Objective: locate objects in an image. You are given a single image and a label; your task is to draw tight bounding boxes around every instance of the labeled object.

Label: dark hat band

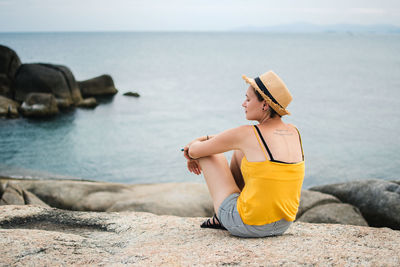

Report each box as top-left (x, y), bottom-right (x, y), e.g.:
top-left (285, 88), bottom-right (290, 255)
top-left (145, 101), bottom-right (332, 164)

top-left (254, 77), bottom-right (283, 108)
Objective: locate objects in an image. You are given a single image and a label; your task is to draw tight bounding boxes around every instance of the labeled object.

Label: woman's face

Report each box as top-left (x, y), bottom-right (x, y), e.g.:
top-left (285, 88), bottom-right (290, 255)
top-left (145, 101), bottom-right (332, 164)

top-left (242, 86), bottom-right (265, 121)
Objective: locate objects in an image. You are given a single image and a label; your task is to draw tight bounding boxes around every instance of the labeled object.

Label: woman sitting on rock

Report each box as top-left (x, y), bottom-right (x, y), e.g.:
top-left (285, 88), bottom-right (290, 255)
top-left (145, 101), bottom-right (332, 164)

top-left (183, 71), bottom-right (305, 238)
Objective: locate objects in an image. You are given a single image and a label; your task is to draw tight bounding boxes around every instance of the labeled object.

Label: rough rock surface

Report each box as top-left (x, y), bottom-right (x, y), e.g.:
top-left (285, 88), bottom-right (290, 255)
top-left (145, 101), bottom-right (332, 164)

top-left (19, 93), bottom-right (59, 117)
top-left (310, 179), bottom-right (400, 229)
top-left (78, 74), bottom-right (118, 97)
top-left (0, 95), bottom-right (20, 118)
top-left (0, 205), bottom-right (399, 266)
top-left (0, 179), bottom-right (214, 217)
top-left (297, 203), bottom-right (368, 226)
top-left (0, 45), bottom-right (21, 98)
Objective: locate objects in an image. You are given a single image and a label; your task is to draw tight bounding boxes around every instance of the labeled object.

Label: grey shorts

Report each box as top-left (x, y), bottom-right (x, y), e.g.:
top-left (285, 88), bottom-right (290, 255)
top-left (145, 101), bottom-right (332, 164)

top-left (218, 193), bottom-right (293, 238)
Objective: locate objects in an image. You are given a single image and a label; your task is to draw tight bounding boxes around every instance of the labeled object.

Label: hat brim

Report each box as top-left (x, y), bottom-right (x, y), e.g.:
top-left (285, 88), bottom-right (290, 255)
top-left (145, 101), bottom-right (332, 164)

top-left (242, 75), bottom-right (291, 116)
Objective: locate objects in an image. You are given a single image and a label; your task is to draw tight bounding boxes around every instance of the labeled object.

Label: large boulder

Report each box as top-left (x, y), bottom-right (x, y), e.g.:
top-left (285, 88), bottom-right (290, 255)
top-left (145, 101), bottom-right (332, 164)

top-left (78, 74), bottom-right (118, 97)
top-left (310, 179), bottom-right (400, 230)
top-left (13, 63), bottom-right (82, 108)
top-left (0, 182), bottom-right (48, 207)
top-left (0, 95), bottom-right (20, 118)
top-left (0, 183), bottom-right (25, 205)
top-left (297, 203), bottom-right (368, 226)
top-left (297, 190), bottom-right (341, 219)
top-left (22, 190), bottom-right (49, 207)
top-left (0, 45), bottom-right (21, 98)
top-left (1, 205), bottom-right (399, 266)
top-left (48, 64), bottom-right (83, 105)
top-left (19, 93), bottom-right (59, 117)
top-left (0, 179), bottom-right (213, 217)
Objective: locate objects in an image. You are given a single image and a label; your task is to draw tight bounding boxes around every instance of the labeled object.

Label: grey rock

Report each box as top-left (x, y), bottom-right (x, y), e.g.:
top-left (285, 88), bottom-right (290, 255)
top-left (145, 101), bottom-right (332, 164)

top-left (123, 91), bottom-right (140, 97)
top-left (391, 180), bottom-right (400, 186)
top-left (50, 64), bottom-right (82, 105)
top-left (22, 190), bottom-right (49, 207)
top-left (76, 97), bottom-right (98, 108)
top-left (297, 203), bottom-right (369, 226)
top-left (19, 93), bottom-right (59, 117)
top-left (0, 184), bottom-right (24, 205)
top-left (1, 179), bottom-right (213, 217)
top-left (105, 183), bottom-right (214, 217)
top-left (310, 179), bottom-right (400, 230)
top-left (0, 45), bottom-right (21, 98)
top-left (0, 95), bottom-right (20, 118)
top-left (0, 205), bottom-right (399, 266)
top-left (14, 63), bottom-right (81, 108)
top-left (78, 74), bottom-right (118, 97)
top-left (297, 190), bottom-right (341, 219)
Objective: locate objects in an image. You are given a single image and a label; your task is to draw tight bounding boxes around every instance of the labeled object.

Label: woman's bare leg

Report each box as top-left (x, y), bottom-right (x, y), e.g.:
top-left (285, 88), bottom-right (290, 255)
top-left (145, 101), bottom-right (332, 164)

top-left (198, 153), bottom-right (240, 215)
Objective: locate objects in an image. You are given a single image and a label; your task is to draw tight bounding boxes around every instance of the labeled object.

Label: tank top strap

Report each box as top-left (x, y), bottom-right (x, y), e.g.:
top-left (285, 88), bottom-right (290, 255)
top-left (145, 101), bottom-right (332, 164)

top-left (294, 127), bottom-right (304, 160)
top-left (253, 125), bottom-right (274, 161)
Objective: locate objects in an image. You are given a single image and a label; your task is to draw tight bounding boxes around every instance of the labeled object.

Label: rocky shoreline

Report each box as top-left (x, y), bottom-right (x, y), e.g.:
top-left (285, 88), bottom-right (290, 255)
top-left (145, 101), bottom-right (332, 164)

top-left (1, 177), bottom-right (399, 266)
top-left (0, 45), bottom-right (120, 118)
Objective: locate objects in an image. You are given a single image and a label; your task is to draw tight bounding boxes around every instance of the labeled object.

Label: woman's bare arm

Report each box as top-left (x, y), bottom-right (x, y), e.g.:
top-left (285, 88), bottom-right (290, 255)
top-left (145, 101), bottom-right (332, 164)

top-left (187, 125), bottom-right (250, 159)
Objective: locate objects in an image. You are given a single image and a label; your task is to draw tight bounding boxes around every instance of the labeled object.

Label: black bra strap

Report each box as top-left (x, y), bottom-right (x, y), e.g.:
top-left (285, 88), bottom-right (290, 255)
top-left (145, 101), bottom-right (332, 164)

top-left (254, 125), bottom-right (274, 161)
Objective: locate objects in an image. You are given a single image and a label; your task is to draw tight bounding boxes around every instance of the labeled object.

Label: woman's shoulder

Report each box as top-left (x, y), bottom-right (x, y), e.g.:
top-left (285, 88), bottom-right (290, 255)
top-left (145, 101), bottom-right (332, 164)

top-left (234, 124), bottom-right (256, 134)
top-left (286, 123), bottom-right (301, 133)
top-left (220, 125), bottom-right (254, 140)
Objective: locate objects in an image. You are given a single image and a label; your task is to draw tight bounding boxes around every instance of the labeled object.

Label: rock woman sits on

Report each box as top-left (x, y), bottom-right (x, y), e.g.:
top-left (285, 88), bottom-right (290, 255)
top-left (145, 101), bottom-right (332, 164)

top-left (183, 71), bottom-right (305, 238)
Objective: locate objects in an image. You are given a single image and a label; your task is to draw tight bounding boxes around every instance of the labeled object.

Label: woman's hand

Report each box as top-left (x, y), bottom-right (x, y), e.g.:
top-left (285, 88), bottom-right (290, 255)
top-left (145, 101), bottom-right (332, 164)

top-left (183, 138), bottom-right (202, 160)
top-left (187, 159), bottom-right (202, 175)
top-left (183, 135), bottom-right (212, 174)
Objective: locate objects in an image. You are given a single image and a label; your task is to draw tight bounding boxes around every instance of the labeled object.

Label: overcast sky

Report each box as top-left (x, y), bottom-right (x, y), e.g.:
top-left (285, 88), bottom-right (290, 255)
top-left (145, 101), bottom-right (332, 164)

top-left (1, 0), bottom-right (399, 32)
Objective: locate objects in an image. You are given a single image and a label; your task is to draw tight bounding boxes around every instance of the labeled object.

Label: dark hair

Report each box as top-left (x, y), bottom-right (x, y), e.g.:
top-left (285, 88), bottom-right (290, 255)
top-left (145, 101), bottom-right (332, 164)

top-left (253, 88), bottom-right (280, 118)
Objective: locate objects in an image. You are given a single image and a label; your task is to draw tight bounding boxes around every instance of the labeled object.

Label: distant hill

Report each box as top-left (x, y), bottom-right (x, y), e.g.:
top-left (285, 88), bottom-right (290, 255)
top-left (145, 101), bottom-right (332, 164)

top-left (233, 23), bottom-right (400, 33)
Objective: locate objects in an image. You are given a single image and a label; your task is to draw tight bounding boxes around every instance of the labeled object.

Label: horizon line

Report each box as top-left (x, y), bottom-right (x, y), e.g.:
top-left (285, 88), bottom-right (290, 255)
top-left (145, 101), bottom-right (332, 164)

top-left (1, 22), bottom-right (400, 34)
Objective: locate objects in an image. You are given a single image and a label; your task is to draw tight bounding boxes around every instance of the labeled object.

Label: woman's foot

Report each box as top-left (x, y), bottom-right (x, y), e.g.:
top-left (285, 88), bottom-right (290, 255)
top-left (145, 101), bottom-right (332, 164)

top-left (200, 214), bottom-right (226, 230)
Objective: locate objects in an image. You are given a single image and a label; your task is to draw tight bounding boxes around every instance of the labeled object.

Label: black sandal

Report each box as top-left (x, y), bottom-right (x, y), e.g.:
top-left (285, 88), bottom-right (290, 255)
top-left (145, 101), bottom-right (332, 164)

top-left (200, 214), bottom-right (227, 230)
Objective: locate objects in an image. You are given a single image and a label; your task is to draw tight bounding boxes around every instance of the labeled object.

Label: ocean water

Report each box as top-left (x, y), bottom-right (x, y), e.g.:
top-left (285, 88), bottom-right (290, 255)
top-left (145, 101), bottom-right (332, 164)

top-left (0, 32), bottom-right (399, 188)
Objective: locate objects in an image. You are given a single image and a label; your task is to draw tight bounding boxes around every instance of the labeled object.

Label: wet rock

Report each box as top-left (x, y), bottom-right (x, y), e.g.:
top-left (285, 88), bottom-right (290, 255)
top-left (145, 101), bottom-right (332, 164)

top-left (0, 45), bottom-right (21, 98)
top-left (76, 97), bottom-right (98, 108)
top-left (0, 95), bottom-right (20, 118)
top-left (78, 74), bottom-right (118, 97)
top-left (297, 190), bottom-right (341, 219)
top-left (0, 205), bottom-right (399, 266)
top-left (310, 179), bottom-right (400, 230)
top-left (123, 91), bottom-right (140, 97)
top-left (19, 93), bottom-right (59, 117)
top-left (14, 63), bottom-right (81, 108)
top-left (297, 203), bottom-right (368, 226)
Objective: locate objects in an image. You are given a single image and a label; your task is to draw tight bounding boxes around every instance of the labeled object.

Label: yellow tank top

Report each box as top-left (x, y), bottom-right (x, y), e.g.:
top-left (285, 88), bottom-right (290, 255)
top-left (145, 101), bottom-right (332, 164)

top-left (237, 125), bottom-right (305, 225)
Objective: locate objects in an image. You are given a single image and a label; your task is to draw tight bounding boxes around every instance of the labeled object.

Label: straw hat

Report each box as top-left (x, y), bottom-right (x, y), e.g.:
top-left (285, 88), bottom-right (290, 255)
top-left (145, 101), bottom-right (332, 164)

top-left (242, 71), bottom-right (292, 116)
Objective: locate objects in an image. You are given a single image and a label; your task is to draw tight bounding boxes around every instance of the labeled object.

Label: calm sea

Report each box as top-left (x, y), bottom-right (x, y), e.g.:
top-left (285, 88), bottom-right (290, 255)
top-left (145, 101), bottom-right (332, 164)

top-left (0, 32), bottom-right (399, 188)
